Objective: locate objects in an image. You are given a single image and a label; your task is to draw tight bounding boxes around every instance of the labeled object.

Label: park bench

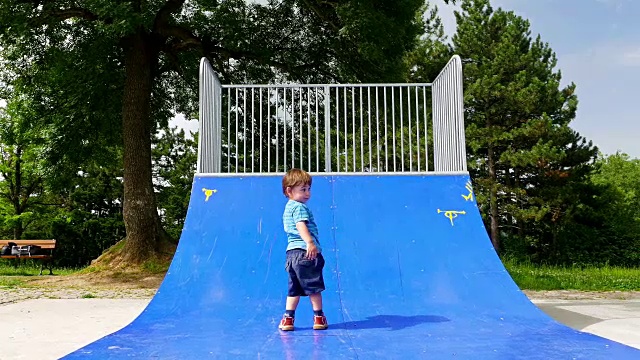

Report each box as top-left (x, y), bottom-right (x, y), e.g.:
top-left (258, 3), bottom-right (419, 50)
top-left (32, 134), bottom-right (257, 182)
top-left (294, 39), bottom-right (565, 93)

top-left (0, 239), bottom-right (56, 275)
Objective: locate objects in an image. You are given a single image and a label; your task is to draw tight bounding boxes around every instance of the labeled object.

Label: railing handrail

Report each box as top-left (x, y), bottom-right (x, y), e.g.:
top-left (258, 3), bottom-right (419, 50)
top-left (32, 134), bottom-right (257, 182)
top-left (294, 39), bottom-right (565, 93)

top-left (221, 83), bottom-right (433, 89)
top-left (197, 55), bottom-right (466, 174)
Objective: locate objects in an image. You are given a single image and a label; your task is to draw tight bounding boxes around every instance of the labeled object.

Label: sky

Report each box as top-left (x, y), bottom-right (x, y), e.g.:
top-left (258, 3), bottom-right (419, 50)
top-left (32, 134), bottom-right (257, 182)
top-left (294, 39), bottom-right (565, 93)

top-left (431, 0), bottom-right (640, 158)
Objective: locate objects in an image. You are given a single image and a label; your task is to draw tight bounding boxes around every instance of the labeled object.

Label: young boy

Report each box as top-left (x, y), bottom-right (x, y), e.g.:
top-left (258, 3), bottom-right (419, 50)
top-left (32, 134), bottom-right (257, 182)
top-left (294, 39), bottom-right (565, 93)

top-left (279, 168), bottom-right (328, 331)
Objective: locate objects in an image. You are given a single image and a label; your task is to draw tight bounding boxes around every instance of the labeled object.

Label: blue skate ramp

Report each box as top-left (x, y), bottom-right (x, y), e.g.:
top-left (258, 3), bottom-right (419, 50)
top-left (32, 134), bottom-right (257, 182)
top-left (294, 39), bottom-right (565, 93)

top-left (63, 174), bottom-right (640, 359)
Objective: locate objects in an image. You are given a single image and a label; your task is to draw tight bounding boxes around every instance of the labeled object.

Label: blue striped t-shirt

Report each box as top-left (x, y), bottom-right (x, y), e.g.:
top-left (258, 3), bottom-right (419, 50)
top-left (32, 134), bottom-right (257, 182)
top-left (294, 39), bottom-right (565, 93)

top-left (283, 199), bottom-right (321, 252)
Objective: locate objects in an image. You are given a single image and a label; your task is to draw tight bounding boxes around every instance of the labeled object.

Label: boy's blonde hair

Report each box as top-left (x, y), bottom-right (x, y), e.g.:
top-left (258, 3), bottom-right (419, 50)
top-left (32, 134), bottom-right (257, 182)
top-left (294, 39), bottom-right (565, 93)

top-left (282, 168), bottom-right (312, 197)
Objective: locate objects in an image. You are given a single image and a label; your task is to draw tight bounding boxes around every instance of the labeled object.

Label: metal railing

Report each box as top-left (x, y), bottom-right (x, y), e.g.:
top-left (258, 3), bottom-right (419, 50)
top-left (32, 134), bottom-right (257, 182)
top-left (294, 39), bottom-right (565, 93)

top-left (197, 55), bottom-right (466, 174)
top-left (432, 55), bottom-right (467, 172)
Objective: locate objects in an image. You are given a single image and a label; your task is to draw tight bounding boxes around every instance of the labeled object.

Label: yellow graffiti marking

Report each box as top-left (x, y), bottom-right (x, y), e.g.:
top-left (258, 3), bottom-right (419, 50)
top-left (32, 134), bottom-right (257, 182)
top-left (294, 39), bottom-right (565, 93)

top-left (462, 181), bottom-right (474, 201)
top-left (437, 209), bottom-right (467, 226)
top-left (203, 188), bottom-right (218, 201)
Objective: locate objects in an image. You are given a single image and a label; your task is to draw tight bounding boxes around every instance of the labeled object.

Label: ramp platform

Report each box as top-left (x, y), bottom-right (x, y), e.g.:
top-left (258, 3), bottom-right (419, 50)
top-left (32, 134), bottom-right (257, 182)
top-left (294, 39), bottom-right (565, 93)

top-left (63, 174), bottom-right (640, 359)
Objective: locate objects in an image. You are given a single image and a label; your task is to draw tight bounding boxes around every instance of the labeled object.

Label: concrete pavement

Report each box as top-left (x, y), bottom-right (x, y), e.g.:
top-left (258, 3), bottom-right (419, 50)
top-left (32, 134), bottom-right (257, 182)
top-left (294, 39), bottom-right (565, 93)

top-left (1, 299), bottom-right (150, 360)
top-left (1, 298), bottom-right (639, 359)
top-left (533, 298), bottom-right (640, 349)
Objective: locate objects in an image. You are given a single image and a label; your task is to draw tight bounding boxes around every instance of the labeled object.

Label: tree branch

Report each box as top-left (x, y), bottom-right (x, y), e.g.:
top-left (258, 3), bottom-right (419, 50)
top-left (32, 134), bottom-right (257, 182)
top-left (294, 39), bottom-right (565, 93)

top-left (29, 201), bottom-right (63, 207)
top-left (154, 17), bottom-right (338, 82)
top-left (22, 217), bottom-right (36, 230)
top-left (153, 0), bottom-right (186, 35)
top-left (32, 5), bottom-right (112, 26)
top-left (301, 0), bottom-right (340, 32)
top-left (160, 25), bottom-right (205, 51)
top-left (2, 169), bottom-right (16, 201)
top-left (48, 8), bottom-right (99, 22)
top-left (19, 178), bottom-right (42, 212)
top-left (158, 42), bottom-right (184, 76)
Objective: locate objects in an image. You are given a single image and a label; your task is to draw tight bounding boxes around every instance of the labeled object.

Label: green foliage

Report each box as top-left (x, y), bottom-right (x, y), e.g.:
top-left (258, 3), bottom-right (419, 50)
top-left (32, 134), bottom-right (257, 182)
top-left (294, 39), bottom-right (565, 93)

top-left (0, 97), bottom-right (48, 239)
top-left (405, 2), bottom-right (452, 83)
top-left (47, 155), bottom-right (126, 267)
top-left (583, 153), bottom-right (640, 265)
top-left (500, 153), bottom-right (640, 267)
top-left (591, 153), bottom-right (640, 222)
top-left (331, 0), bottom-right (426, 82)
top-left (0, 89), bottom-right (125, 266)
top-left (153, 126), bottom-right (197, 240)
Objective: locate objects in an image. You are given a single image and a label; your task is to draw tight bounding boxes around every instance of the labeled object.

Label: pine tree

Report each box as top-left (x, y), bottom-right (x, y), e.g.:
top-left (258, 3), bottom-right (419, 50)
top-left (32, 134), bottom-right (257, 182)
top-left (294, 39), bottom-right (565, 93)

top-left (452, 0), bottom-right (598, 254)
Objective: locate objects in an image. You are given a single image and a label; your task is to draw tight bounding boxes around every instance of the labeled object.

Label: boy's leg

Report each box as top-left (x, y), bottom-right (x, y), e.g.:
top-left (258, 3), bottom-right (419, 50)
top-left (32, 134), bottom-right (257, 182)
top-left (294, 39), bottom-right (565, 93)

top-left (280, 296), bottom-right (299, 331)
top-left (286, 296), bottom-right (300, 312)
top-left (309, 293), bottom-right (322, 312)
top-left (280, 250), bottom-right (305, 331)
top-left (310, 292), bottom-right (328, 330)
top-left (294, 253), bottom-right (327, 330)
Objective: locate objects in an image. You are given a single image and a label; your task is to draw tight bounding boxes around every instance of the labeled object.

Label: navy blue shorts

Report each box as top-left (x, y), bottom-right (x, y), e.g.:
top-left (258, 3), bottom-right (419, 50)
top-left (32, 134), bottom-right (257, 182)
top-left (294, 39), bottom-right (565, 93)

top-left (285, 249), bottom-right (325, 297)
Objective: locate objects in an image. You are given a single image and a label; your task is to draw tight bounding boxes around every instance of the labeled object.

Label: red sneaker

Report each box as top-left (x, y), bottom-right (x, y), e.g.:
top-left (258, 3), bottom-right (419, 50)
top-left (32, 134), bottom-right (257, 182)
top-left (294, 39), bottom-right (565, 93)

top-left (279, 316), bottom-right (295, 331)
top-left (313, 315), bottom-right (328, 330)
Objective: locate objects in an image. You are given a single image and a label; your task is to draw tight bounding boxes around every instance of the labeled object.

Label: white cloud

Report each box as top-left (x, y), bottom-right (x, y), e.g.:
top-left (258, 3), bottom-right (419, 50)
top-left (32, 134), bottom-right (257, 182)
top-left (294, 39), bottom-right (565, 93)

top-left (594, 0), bottom-right (628, 9)
top-left (564, 42), bottom-right (640, 69)
top-left (621, 47), bottom-right (640, 66)
top-left (169, 113), bottom-right (199, 139)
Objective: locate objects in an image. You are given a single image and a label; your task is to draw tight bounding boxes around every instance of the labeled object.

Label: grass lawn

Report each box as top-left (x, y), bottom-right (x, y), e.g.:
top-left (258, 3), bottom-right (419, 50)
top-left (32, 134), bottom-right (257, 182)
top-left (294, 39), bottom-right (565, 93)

top-left (0, 257), bottom-right (166, 290)
top-left (3, 258), bottom-right (640, 292)
top-left (503, 258), bottom-right (640, 291)
top-left (0, 261), bottom-right (79, 287)
top-left (0, 261), bottom-right (78, 277)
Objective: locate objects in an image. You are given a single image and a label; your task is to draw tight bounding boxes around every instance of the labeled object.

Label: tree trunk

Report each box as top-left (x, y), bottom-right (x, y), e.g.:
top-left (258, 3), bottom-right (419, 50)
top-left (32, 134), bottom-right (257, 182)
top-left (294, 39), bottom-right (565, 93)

top-left (488, 145), bottom-right (500, 252)
top-left (13, 223), bottom-right (23, 240)
top-left (515, 168), bottom-right (524, 238)
top-left (13, 145), bottom-right (22, 240)
top-left (505, 167), bottom-right (514, 228)
top-left (121, 32), bottom-right (161, 263)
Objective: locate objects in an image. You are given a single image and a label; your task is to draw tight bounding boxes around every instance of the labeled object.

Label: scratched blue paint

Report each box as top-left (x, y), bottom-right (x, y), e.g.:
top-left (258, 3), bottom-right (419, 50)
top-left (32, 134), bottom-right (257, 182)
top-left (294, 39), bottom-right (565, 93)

top-left (62, 175), bottom-right (640, 359)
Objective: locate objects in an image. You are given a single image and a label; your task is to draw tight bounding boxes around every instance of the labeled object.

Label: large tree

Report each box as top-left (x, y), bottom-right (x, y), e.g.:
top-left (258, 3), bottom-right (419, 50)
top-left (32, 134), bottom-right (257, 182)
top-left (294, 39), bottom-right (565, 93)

top-left (0, 97), bottom-right (46, 240)
top-left (0, 0), bottom-right (428, 263)
top-left (452, 0), bottom-right (597, 253)
top-left (586, 153), bottom-right (640, 265)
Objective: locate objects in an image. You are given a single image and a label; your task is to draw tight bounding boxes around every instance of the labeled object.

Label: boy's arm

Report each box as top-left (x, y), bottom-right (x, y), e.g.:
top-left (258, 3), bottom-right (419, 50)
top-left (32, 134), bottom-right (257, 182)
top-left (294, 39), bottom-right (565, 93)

top-left (296, 221), bottom-right (318, 260)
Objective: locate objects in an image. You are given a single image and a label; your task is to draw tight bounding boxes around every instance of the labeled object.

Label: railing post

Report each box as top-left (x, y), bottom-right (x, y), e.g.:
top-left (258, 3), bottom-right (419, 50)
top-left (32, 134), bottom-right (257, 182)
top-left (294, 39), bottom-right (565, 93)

top-left (453, 56), bottom-right (467, 172)
top-left (214, 80), bottom-right (222, 173)
top-left (198, 57), bottom-right (223, 173)
top-left (324, 86), bottom-right (332, 172)
top-left (431, 55), bottom-right (466, 172)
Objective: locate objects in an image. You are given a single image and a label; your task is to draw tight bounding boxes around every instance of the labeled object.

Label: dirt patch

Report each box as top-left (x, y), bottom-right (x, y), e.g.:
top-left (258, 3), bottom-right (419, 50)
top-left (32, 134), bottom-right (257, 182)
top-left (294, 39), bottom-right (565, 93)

top-left (20, 271), bottom-right (165, 290)
top-left (0, 286), bottom-right (155, 306)
top-left (14, 239), bottom-right (176, 290)
top-left (17, 276), bottom-right (640, 301)
top-left (89, 239), bottom-right (175, 269)
top-left (524, 290), bottom-right (640, 301)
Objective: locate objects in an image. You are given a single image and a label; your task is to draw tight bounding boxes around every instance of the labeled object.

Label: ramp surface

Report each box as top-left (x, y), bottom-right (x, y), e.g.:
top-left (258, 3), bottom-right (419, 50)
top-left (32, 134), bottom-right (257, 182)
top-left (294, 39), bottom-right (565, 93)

top-left (63, 175), bottom-right (640, 359)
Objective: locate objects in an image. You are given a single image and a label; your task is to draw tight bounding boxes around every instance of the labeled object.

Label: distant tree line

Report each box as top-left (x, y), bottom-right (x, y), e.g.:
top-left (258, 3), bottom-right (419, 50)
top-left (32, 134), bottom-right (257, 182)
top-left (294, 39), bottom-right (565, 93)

top-left (0, 0), bottom-right (638, 267)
